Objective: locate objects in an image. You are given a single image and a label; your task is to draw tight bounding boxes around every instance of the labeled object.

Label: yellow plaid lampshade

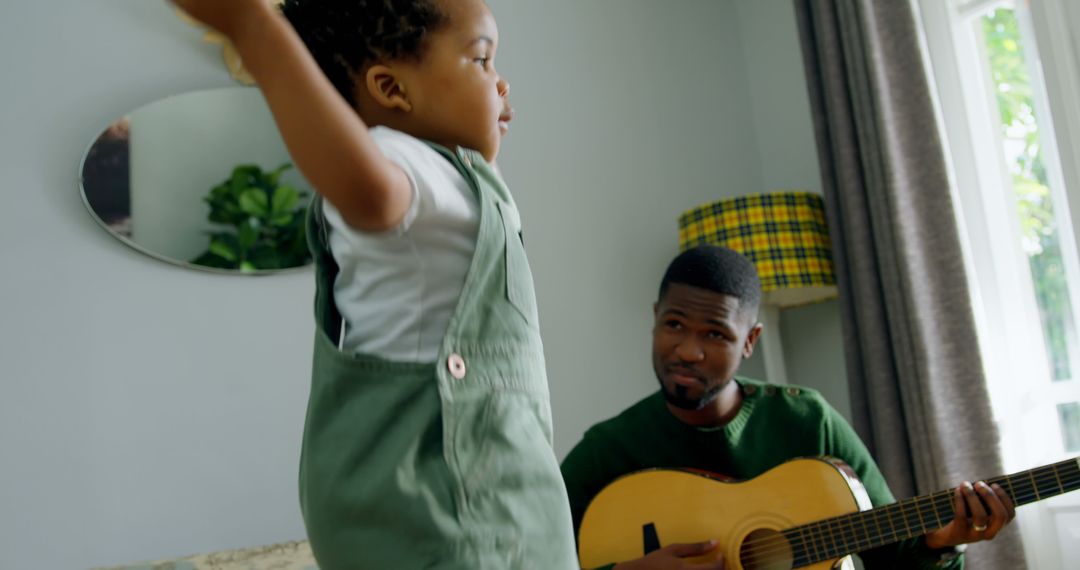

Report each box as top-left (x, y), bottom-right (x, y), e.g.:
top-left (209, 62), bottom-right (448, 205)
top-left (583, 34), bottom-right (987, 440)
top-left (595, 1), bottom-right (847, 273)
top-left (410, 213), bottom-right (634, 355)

top-left (678, 191), bottom-right (838, 308)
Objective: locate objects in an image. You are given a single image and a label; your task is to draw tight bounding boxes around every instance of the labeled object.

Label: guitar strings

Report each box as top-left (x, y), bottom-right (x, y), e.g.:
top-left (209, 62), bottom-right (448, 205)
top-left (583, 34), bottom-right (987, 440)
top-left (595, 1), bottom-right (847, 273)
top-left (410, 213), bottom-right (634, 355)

top-left (737, 466), bottom-right (1080, 568)
top-left (733, 463), bottom-right (1080, 567)
top-left (741, 467), bottom-right (1080, 568)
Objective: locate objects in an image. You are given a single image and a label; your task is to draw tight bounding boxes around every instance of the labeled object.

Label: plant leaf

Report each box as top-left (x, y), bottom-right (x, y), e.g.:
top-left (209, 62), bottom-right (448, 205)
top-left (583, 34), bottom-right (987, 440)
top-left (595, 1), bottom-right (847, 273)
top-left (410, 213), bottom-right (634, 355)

top-left (190, 251), bottom-right (236, 269)
top-left (229, 165), bottom-right (259, 195)
top-left (239, 189), bottom-right (269, 217)
top-left (268, 162), bottom-right (293, 186)
top-left (271, 184), bottom-right (300, 215)
top-left (238, 220), bottom-right (258, 250)
top-left (209, 238), bottom-right (238, 262)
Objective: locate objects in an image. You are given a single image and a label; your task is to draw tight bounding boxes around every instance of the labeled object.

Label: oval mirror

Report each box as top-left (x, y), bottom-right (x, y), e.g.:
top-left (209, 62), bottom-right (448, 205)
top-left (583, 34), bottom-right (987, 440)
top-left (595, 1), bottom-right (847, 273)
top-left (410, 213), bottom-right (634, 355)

top-left (79, 86), bottom-right (313, 274)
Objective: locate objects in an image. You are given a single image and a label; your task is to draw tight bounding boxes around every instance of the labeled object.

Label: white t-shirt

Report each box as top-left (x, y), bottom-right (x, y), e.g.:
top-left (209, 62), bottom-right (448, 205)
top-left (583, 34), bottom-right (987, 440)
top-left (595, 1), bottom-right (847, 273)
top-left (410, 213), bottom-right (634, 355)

top-left (322, 126), bottom-right (479, 362)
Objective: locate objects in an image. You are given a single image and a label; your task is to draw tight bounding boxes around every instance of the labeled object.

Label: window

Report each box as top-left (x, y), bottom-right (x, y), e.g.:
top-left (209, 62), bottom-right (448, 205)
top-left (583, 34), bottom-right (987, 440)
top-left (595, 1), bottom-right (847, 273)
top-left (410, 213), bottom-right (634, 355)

top-left (917, 0), bottom-right (1080, 567)
top-left (922, 0), bottom-right (1080, 464)
top-left (972, 2), bottom-right (1080, 435)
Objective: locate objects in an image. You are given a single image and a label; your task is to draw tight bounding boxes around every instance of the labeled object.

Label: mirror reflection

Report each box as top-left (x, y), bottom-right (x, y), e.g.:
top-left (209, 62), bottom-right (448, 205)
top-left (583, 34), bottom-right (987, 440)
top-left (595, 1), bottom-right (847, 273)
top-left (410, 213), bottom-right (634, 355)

top-left (79, 86), bottom-right (313, 274)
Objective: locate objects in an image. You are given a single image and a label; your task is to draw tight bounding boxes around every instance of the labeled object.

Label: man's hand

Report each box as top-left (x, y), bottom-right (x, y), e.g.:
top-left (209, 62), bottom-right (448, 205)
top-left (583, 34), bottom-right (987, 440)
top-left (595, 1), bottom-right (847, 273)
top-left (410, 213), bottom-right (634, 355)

top-left (924, 480), bottom-right (1016, 549)
top-left (170, 0), bottom-right (271, 37)
top-left (611, 540), bottom-right (725, 570)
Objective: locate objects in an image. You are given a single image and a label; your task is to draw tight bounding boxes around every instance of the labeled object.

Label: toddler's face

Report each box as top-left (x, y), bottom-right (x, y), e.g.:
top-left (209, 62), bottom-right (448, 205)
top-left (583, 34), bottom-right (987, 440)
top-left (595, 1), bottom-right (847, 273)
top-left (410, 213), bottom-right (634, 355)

top-left (400, 0), bottom-right (511, 162)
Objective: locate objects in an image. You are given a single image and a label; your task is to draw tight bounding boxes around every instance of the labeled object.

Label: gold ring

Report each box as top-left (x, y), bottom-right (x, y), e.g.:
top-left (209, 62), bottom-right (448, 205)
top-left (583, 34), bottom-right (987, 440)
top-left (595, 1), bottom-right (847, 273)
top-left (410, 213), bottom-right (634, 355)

top-left (972, 523), bottom-right (988, 532)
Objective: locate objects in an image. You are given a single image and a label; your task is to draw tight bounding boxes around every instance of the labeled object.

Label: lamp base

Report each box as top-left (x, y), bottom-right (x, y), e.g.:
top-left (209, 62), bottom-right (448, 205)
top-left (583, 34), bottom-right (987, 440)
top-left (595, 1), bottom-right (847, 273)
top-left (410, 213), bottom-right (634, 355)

top-left (759, 304), bottom-right (789, 385)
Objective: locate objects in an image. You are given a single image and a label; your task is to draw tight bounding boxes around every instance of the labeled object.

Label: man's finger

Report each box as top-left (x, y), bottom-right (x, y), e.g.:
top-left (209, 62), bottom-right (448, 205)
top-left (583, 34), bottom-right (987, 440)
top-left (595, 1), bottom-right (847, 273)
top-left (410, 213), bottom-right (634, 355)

top-left (952, 484), bottom-right (969, 523)
top-left (991, 483), bottom-right (1016, 520)
top-left (964, 481), bottom-right (990, 535)
top-left (668, 539), bottom-right (719, 557)
top-left (976, 481), bottom-right (1010, 538)
top-left (687, 559), bottom-right (726, 570)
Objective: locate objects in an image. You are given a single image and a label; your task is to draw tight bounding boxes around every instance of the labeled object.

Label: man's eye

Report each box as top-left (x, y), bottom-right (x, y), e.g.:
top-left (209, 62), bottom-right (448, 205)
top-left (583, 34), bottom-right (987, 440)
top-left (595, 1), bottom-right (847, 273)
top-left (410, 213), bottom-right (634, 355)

top-left (474, 57), bottom-right (490, 66)
top-left (665, 320), bottom-right (682, 329)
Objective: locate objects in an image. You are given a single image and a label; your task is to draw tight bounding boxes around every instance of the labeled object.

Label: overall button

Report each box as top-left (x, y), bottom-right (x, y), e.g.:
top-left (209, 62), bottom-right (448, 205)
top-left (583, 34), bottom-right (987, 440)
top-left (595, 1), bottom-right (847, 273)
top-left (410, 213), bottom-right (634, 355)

top-left (447, 353), bottom-right (466, 380)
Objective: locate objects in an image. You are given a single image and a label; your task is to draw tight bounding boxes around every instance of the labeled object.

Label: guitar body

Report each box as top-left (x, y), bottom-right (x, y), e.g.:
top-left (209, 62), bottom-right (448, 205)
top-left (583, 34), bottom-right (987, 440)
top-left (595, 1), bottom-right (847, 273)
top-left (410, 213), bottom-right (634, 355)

top-left (578, 458), bottom-right (872, 570)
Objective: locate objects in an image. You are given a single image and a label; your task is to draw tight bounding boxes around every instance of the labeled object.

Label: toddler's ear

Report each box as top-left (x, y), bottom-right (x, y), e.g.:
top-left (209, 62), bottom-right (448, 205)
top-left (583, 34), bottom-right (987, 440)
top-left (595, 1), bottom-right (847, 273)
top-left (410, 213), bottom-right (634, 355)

top-left (365, 66), bottom-right (411, 112)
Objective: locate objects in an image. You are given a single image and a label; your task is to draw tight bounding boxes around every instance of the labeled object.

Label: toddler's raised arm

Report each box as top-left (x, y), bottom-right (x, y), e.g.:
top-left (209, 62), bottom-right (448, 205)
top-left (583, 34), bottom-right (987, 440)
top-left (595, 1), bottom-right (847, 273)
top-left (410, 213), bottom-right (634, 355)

top-left (170, 0), bottom-right (412, 232)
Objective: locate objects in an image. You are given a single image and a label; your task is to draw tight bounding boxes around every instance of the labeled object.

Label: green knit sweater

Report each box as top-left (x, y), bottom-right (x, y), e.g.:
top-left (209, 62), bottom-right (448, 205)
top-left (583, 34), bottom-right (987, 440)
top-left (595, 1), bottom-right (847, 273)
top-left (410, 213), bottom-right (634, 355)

top-left (560, 377), bottom-right (962, 569)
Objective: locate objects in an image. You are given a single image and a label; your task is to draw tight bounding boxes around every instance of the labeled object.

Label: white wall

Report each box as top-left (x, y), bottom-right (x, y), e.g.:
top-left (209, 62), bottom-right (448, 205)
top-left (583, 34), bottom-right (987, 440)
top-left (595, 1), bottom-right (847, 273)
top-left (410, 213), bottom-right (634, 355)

top-left (0, 4), bottom-right (313, 568)
top-left (491, 0), bottom-right (769, 458)
top-left (732, 0), bottom-right (851, 418)
top-left (0, 0), bottom-right (841, 568)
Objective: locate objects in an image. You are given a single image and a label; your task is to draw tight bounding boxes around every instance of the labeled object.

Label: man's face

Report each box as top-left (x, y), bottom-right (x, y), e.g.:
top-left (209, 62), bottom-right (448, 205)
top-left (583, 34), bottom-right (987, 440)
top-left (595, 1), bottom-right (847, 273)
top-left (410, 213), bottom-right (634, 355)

top-left (651, 283), bottom-right (762, 410)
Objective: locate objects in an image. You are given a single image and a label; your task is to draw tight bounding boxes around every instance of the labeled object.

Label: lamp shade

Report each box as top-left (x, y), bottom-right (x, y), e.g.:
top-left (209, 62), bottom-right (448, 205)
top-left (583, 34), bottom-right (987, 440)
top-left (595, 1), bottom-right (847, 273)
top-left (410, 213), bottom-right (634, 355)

top-left (678, 191), bottom-right (837, 308)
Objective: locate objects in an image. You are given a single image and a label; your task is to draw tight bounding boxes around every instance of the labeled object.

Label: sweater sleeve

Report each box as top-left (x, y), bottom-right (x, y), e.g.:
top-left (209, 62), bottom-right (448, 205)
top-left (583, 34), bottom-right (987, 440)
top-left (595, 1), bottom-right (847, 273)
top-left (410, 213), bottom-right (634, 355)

top-left (821, 403), bottom-right (963, 569)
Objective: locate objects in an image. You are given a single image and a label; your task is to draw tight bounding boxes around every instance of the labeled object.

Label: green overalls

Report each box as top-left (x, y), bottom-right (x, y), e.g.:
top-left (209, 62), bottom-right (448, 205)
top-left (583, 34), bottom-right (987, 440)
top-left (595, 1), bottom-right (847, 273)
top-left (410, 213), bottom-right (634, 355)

top-left (299, 144), bottom-right (578, 569)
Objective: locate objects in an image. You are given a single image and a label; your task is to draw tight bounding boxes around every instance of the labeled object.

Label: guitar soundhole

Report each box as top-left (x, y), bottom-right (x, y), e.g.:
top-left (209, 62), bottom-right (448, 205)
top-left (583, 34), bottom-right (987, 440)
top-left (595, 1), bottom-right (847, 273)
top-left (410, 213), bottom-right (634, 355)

top-left (739, 528), bottom-right (793, 570)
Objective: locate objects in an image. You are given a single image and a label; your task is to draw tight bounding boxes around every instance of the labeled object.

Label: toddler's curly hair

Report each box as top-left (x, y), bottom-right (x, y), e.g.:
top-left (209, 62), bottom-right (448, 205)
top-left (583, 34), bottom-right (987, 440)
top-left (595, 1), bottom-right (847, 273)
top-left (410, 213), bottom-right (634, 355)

top-left (281, 0), bottom-right (447, 108)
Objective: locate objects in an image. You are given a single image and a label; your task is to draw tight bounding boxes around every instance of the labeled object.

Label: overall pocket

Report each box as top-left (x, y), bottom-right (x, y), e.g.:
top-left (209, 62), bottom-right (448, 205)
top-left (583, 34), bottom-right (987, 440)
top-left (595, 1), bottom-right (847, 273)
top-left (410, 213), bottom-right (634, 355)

top-left (461, 391), bottom-right (561, 519)
top-left (497, 200), bottom-right (539, 324)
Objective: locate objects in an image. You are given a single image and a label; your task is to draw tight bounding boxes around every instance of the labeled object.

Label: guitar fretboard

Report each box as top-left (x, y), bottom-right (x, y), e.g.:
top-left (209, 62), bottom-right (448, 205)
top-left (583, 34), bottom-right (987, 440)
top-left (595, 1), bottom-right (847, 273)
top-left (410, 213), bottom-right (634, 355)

top-left (757, 458), bottom-right (1080, 568)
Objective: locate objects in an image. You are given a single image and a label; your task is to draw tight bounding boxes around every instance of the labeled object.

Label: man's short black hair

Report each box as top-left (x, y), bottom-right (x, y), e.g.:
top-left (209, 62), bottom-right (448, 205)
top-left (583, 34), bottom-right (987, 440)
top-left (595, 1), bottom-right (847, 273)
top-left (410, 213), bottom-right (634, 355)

top-left (658, 245), bottom-right (762, 317)
top-left (281, 0), bottom-right (447, 109)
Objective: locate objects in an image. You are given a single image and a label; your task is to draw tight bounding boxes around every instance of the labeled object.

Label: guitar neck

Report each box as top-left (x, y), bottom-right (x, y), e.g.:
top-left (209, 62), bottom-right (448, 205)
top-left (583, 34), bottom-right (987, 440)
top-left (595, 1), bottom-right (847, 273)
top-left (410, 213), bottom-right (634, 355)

top-left (784, 457), bottom-right (1080, 566)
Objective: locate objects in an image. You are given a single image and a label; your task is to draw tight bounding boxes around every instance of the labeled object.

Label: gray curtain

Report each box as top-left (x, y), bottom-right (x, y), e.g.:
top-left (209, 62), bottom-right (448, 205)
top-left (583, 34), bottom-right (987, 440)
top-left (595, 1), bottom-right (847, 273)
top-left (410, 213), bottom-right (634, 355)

top-left (793, 0), bottom-right (1026, 568)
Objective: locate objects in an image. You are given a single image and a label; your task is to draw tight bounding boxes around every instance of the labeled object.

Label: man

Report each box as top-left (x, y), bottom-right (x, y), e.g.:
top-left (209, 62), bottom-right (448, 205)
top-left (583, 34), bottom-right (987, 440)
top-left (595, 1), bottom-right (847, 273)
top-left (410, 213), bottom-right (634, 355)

top-left (561, 245), bottom-right (1015, 569)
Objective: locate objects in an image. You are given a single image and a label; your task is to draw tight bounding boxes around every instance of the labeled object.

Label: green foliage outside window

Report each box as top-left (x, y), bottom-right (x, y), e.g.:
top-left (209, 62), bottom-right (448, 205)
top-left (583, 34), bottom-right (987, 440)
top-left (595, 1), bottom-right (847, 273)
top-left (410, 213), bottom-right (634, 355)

top-left (983, 8), bottom-right (1074, 380)
top-left (1059, 402), bottom-right (1080, 453)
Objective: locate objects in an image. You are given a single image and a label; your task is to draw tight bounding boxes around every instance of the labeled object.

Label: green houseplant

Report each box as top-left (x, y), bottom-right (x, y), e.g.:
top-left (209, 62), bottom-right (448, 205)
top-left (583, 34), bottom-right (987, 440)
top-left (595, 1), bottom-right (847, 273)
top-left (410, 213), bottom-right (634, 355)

top-left (191, 162), bottom-right (311, 272)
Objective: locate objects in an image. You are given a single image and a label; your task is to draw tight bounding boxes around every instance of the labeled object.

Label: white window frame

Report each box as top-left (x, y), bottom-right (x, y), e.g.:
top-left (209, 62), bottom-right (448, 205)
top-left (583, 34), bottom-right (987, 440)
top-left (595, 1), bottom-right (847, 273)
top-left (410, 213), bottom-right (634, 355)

top-left (915, 0), bottom-right (1080, 568)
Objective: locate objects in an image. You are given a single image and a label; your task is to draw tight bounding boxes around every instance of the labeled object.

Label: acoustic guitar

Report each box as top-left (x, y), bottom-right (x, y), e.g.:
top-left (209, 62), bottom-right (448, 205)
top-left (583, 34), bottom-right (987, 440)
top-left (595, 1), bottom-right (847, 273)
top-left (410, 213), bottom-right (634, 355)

top-left (578, 456), bottom-right (1080, 569)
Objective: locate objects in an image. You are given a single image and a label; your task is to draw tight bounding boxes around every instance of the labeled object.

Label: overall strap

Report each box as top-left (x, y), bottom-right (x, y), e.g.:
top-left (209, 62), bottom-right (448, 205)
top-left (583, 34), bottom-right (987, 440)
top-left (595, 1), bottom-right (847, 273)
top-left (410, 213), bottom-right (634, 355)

top-left (304, 197), bottom-right (343, 345)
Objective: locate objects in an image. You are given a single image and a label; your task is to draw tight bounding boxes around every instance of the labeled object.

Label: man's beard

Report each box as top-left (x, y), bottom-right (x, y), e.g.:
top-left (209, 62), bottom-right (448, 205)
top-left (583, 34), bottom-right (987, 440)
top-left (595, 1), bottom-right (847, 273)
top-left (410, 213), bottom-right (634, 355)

top-left (659, 377), bottom-right (725, 411)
